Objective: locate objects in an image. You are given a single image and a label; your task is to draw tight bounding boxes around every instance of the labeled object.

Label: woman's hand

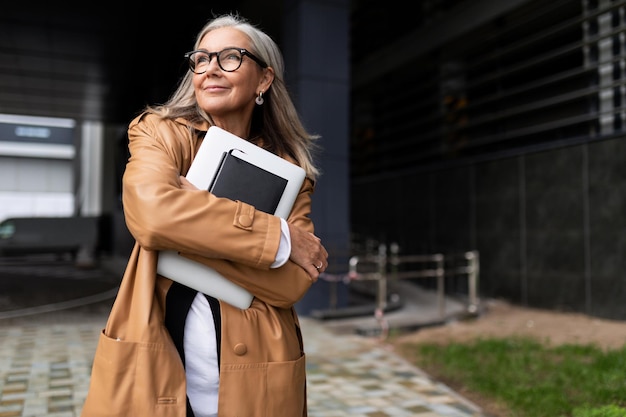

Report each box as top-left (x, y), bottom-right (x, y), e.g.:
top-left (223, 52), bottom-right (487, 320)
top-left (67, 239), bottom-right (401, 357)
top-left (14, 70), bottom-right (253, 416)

top-left (287, 222), bottom-right (328, 281)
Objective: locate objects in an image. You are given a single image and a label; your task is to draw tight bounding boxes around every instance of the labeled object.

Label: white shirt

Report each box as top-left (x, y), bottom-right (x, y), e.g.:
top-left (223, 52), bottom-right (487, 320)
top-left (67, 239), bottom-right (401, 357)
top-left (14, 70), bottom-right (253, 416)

top-left (184, 218), bottom-right (291, 416)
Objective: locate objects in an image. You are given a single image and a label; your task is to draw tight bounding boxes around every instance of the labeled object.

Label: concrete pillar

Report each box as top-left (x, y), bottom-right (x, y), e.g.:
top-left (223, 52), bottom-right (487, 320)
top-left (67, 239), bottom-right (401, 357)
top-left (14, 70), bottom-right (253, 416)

top-left (282, 0), bottom-right (351, 314)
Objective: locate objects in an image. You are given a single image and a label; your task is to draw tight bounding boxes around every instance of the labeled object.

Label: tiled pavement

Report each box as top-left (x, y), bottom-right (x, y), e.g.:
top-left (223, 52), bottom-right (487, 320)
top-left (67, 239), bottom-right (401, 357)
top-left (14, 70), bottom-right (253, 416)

top-left (303, 317), bottom-right (487, 417)
top-left (0, 321), bottom-right (100, 417)
top-left (0, 257), bottom-right (488, 417)
top-left (0, 318), bottom-right (487, 417)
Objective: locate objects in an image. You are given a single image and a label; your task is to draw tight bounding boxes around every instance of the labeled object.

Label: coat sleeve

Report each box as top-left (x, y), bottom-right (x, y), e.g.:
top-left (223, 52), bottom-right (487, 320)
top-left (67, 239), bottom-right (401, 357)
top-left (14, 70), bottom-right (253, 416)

top-left (123, 114), bottom-right (315, 308)
top-left (122, 114), bottom-right (282, 270)
top-left (181, 177), bottom-right (316, 308)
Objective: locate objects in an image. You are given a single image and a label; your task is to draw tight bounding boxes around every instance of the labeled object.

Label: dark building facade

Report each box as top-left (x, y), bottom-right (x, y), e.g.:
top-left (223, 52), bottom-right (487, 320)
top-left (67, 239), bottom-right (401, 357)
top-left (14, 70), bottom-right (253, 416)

top-left (350, 0), bottom-right (626, 319)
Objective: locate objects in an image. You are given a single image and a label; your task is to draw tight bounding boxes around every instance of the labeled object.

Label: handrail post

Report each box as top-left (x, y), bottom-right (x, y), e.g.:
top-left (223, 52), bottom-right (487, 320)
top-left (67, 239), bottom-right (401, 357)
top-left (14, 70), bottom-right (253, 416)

top-left (376, 243), bottom-right (388, 338)
top-left (434, 253), bottom-right (445, 318)
top-left (389, 242), bottom-right (400, 281)
top-left (376, 243), bottom-right (387, 313)
top-left (348, 255), bottom-right (359, 280)
top-left (466, 250), bottom-right (479, 314)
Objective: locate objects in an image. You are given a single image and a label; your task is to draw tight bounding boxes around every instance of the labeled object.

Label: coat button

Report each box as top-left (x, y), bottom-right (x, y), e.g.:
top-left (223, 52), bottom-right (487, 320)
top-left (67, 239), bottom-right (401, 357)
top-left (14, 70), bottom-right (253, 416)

top-left (238, 215), bottom-right (253, 227)
top-left (234, 343), bottom-right (247, 355)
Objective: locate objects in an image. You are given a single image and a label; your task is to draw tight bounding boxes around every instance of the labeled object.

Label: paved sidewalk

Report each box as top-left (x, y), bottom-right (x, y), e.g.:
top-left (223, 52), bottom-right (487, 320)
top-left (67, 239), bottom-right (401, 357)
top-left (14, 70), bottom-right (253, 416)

top-left (0, 315), bottom-right (487, 417)
top-left (0, 256), bottom-right (488, 417)
top-left (0, 320), bottom-right (101, 417)
top-left (302, 316), bottom-right (487, 417)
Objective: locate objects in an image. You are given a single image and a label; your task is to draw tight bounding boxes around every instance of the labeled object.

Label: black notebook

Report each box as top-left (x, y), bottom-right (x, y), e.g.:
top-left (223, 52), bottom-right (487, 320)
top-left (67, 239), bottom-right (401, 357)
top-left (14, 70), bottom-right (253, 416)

top-left (209, 149), bottom-right (288, 214)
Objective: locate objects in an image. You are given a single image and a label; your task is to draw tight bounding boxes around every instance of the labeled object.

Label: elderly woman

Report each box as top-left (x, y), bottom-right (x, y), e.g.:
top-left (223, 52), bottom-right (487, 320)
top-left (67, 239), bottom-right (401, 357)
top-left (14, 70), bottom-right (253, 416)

top-left (81, 13), bottom-right (327, 417)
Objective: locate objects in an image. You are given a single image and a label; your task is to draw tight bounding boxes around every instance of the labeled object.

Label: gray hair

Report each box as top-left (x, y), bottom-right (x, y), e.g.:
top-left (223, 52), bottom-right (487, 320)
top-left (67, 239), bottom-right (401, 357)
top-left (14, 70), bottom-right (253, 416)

top-left (146, 13), bottom-right (320, 180)
top-left (197, 14), bottom-right (285, 83)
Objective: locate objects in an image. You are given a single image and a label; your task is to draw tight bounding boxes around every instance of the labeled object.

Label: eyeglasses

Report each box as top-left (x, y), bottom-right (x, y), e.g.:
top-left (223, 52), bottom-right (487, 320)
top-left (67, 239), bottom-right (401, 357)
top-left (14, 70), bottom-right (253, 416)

top-left (184, 48), bottom-right (268, 73)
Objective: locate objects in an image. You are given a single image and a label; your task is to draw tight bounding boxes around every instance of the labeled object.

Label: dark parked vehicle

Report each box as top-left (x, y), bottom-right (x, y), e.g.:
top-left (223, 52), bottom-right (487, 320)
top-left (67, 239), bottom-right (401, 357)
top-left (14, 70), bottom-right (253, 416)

top-left (0, 216), bottom-right (101, 261)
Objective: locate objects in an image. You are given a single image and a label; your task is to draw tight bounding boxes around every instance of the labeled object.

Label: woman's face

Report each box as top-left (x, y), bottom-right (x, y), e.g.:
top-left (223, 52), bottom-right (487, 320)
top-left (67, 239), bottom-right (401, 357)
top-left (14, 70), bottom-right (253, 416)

top-left (192, 27), bottom-right (273, 132)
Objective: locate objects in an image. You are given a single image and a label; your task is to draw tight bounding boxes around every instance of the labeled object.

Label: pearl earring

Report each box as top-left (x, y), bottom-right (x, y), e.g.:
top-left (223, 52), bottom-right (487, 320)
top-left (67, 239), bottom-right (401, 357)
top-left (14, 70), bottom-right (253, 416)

top-left (255, 91), bottom-right (264, 105)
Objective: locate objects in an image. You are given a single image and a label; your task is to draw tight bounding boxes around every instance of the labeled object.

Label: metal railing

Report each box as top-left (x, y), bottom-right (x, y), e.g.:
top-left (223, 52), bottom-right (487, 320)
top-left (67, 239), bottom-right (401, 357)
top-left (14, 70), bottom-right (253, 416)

top-left (344, 244), bottom-right (480, 337)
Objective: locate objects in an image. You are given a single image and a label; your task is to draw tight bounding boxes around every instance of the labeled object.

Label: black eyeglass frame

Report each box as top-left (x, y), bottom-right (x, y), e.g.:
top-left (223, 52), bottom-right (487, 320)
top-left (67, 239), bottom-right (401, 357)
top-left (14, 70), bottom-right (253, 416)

top-left (184, 48), bottom-right (268, 73)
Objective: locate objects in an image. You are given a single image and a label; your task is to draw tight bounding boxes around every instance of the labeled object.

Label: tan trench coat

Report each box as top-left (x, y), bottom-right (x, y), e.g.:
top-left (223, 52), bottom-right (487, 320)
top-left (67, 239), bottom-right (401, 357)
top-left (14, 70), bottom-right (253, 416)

top-left (81, 113), bottom-right (315, 417)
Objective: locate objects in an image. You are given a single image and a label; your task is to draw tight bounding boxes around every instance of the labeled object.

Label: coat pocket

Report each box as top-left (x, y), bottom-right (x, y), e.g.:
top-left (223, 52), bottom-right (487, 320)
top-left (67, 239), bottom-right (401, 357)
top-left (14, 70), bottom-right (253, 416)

top-left (81, 330), bottom-right (186, 417)
top-left (219, 353), bottom-right (306, 417)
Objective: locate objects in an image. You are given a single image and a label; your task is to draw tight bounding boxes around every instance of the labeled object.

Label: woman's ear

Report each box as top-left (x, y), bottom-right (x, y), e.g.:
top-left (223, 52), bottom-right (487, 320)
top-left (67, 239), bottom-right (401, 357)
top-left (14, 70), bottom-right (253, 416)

top-left (259, 67), bottom-right (275, 92)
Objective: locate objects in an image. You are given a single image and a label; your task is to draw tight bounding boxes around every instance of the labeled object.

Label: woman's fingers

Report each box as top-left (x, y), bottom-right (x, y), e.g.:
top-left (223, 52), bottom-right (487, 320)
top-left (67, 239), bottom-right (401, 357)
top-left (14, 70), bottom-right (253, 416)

top-left (288, 224), bottom-right (328, 280)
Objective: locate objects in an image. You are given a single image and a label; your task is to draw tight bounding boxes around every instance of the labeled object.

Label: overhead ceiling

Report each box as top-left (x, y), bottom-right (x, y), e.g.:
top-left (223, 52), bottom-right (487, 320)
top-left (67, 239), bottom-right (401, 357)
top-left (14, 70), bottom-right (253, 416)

top-left (0, 2), bottom-right (284, 125)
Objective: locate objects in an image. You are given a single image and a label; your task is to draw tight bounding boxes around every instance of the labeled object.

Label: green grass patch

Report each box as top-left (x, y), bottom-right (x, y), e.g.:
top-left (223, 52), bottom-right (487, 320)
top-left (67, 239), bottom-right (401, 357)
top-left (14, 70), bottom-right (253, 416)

top-left (402, 337), bottom-right (626, 417)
